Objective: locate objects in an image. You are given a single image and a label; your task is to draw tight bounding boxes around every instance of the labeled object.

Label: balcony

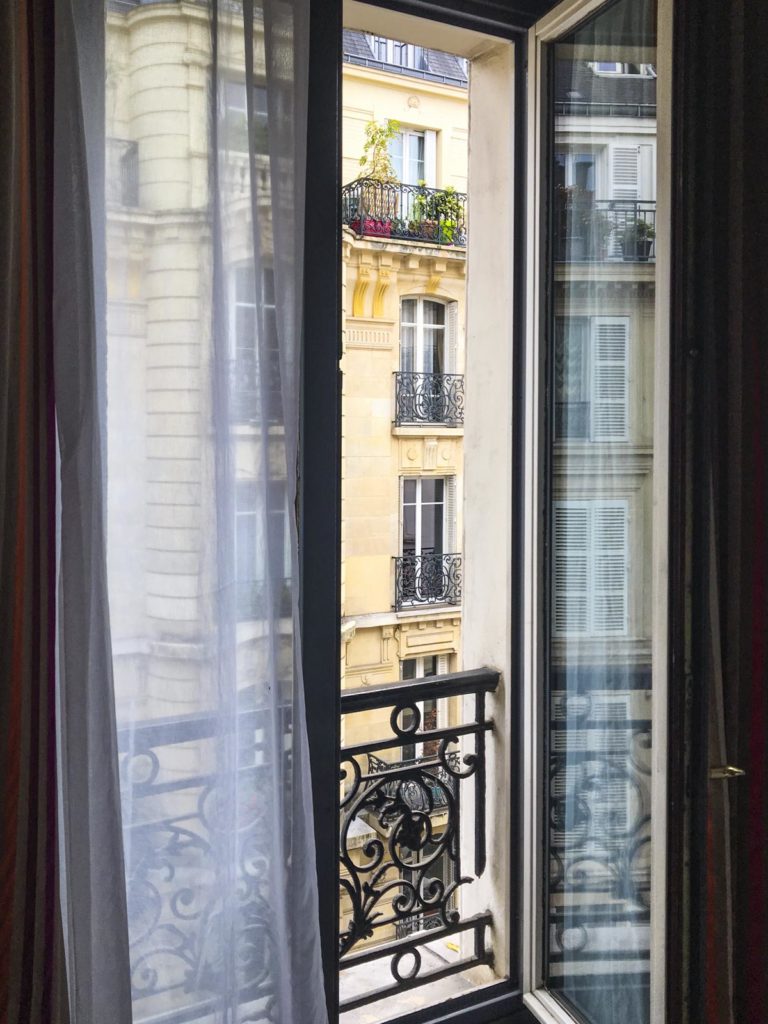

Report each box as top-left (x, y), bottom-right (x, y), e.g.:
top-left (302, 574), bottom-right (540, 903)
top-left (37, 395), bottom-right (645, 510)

top-left (394, 371), bottom-right (465, 427)
top-left (553, 196), bottom-right (657, 262)
top-left (394, 552), bottom-right (462, 610)
top-left (341, 178), bottom-right (468, 246)
top-left (339, 668), bottom-right (498, 1012)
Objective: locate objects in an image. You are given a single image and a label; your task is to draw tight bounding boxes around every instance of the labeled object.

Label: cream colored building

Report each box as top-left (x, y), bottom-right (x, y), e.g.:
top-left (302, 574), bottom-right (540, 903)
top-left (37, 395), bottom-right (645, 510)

top-left (340, 33), bottom-right (470, 750)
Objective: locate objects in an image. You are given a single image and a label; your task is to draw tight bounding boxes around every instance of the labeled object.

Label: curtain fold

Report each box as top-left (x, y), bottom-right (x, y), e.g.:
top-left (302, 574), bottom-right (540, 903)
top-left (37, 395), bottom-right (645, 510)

top-left (53, 0), bottom-right (134, 1019)
top-left (90, 0), bottom-right (327, 1020)
top-left (0, 1), bottom-right (69, 1021)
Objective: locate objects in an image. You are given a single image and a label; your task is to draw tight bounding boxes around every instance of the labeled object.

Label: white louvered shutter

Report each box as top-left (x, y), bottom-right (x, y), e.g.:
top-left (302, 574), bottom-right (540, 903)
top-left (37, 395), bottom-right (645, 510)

top-left (424, 130), bottom-right (437, 187)
top-left (444, 476), bottom-right (457, 553)
top-left (591, 501), bottom-right (628, 635)
top-left (445, 301), bottom-right (459, 374)
top-left (553, 502), bottom-right (589, 636)
top-left (591, 316), bottom-right (629, 441)
top-left (610, 145), bottom-right (639, 200)
top-left (436, 654), bottom-right (450, 675)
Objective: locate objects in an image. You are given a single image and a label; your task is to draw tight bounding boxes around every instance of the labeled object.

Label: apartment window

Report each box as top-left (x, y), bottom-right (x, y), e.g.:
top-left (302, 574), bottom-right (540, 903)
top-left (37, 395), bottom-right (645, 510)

top-left (400, 297), bottom-right (455, 374)
top-left (400, 655), bottom-right (449, 758)
top-left (388, 128), bottom-right (436, 185)
top-left (555, 315), bottom-right (629, 441)
top-left (397, 477), bottom-right (459, 607)
top-left (552, 499), bottom-right (629, 637)
top-left (402, 477), bottom-right (450, 558)
top-left (554, 148), bottom-right (600, 192)
top-left (230, 265), bottom-right (280, 423)
top-left (221, 79), bottom-right (268, 153)
top-left (589, 61), bottom-right (656, 77)
top-left (235, 480), bottom-right (290, 621)
top-left (367, 35), bottom-right (427, 71)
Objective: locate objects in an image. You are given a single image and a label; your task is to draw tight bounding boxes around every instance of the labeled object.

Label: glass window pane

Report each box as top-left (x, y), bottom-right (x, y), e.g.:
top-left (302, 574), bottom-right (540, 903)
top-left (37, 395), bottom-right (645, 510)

top-left (389, 132), bottom-right (404, 182)
top-left (402, 505), bottom-right (416, 553)
top-left (403, 479), bottom-right (416, 504)
top-left (423, 329), bottom-right (445, 374)
top-left (421, 479), bottom-right (438, 503)
top-left (423, 300), bottom-right (445, 325)
top-left (400, 324), bottom-right (416, 372)
top-left (401, 298), bottom-right (417, 324)
top-left (545, 2), bottom-right (657, 1023)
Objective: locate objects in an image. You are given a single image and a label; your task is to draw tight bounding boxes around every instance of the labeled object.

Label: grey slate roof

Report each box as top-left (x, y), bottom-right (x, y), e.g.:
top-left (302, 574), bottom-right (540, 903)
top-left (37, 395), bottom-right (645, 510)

top-left (554, 58), bottom-right (656, 113)
top-left (343, 30), bottom-right (468, 88)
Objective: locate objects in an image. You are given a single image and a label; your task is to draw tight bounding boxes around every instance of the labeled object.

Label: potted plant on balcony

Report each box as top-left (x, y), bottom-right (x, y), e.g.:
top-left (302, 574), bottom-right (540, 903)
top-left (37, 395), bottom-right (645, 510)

top-left (350, 119), bottom-right (400, 237)
top-left (622, 218), bottom-right (655, 261)
top-left (410, 182), bottom-right (464, 244)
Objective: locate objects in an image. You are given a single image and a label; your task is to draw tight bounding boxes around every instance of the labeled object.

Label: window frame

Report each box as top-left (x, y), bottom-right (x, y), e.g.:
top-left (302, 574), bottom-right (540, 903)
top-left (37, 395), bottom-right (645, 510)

top-left (302, 0), bottom-right (680, 1021)
top-left (522, 2), bottom-right (673, 1023)
top-left (400, 296), bottom-right (449, 374)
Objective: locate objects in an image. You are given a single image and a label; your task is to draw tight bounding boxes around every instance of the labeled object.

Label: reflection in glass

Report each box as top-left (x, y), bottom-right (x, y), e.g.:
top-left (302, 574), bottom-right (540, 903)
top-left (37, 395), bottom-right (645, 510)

top-left (545, 2), bottom-right (657, 1023)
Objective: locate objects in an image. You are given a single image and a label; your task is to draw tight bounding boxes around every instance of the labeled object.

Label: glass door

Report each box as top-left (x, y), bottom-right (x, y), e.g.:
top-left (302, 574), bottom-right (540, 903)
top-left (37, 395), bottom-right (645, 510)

top-left (524, 0), bottom-right (671, 1022)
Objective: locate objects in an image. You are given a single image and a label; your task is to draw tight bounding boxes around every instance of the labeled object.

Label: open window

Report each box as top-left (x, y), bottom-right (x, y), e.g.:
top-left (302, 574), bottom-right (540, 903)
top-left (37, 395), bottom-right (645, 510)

top-left (306, 0), bottom-right (671, 1020)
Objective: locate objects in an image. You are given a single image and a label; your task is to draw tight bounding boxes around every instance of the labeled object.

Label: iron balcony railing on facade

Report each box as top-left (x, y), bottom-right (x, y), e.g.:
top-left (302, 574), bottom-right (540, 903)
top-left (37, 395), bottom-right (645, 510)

top-left (341, 178), bottom-right (468, 246)
top-left (548, 681), bottom-right (652, 978)
top-left (394, 371), bottom-right (465, 427)
top-left (339, 668), bottom-right (498, 1012)
top-left (394, 552), bottom-right (462, 610)
top-left (553, 196), bottom-right (657, 262)
top-left (554, 100), bottom-right (656, 118)
top-left (116, 702), bottom-right (293, 1023)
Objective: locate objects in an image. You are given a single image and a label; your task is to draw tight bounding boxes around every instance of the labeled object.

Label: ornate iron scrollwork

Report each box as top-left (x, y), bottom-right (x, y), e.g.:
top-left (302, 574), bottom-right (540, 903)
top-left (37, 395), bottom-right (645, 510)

top-left (117, 712), bottom-right (285, 1023)
top-left (394, 371), bottom-right (465, 427)
top-left (338, 669), bottom-right (498, 1012)
top-left (394, 552), bottom-right (462, 609)
top-left (548, 686), bottom-right (652, 969)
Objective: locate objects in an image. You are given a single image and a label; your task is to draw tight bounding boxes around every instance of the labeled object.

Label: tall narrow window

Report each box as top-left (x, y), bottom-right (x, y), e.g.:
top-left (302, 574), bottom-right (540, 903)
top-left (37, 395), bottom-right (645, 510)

top-left (539, 2), bottom-right (659, 1023)
top-left (397, 477), bottom-right (460, 608)
top-left (389, 128), bottom-right (435, 186)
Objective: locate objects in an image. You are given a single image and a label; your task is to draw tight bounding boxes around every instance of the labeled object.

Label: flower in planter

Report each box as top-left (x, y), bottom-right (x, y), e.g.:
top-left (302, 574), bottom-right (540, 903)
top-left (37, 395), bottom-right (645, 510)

top-left (622, 218), bottom-right (656, 259)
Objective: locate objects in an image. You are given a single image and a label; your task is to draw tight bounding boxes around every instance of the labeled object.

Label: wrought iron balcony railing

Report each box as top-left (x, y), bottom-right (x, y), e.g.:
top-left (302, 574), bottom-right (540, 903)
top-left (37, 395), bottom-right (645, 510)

top-left (548, 682), bottom-right (652, 976)
top-left (117, 704), bottom-right (292, 1023)
top-left (341, 178), bottom-right (468, 246)
top-left (394, 371), bottom-right (465, 427)
top-left (394, 552), bottom-right (462, 610)
top-left (553, 197), bottom-right (657, 262)
top-left (339, 668), bottom-right (498, 1012)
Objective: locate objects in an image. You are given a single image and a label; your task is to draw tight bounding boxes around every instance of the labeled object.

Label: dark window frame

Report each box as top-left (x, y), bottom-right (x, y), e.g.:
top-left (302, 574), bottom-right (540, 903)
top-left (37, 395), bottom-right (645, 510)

top-left (300, 1), bottom-right (691, 1022)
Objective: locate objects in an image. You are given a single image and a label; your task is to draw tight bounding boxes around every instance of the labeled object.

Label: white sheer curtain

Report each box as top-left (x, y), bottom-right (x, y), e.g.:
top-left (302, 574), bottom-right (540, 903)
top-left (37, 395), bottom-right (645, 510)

top-left (56, 0), bottom-right (327, 1021)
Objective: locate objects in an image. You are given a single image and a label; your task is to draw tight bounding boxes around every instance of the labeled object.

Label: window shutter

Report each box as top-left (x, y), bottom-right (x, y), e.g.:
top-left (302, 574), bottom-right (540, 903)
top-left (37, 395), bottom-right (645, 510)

top-left (444, 476), bottom-right (457, 553)
top-left (446, 301), bottom-right (459, 374)
top-left (436, 654), bottom-right (450, 675)
top-left (639, 143), bottom-right (655, 201)
top-left (424, 130), bottom-right (437, 188)
top-left (610, 145), bottom-right (639, 200)
top-left (591, 316), bottom-right (629, 441)
top-left (590, 501), bottom-right (628, 635)
top-left (553, 502), bottom-right (589, 636)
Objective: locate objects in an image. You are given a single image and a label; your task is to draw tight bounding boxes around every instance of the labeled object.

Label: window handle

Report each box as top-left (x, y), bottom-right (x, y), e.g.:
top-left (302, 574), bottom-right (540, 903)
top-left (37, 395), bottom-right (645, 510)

top-left (709, 765), bottom-right (746, 780)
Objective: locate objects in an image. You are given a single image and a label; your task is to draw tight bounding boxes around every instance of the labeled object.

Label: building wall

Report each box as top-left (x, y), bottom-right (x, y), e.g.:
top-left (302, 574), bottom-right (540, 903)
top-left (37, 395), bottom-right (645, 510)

top-left (340, 58), bottom-right (469, 715)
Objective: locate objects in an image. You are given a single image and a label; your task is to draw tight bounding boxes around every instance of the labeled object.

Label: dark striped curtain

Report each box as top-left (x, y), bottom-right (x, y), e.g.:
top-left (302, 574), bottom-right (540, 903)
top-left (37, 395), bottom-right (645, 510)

top-left (0, 1), bottom-right (69, 1021)
top-left (680, 0), bottom-right (768, 1020)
